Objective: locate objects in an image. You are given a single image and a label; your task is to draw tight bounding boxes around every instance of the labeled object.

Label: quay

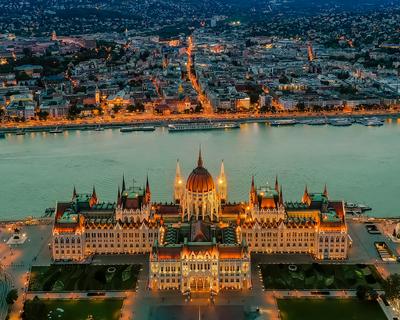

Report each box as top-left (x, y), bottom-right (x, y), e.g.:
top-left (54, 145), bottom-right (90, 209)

top-left (0, 111), bottom-right (399, 134)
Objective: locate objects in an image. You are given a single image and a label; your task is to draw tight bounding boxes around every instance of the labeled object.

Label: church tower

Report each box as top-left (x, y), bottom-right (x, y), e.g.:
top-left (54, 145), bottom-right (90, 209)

top-left (95, 86), bottom-right (100, 105)
top-left (217, 160), bottom-right (227, 203)
top-left (174, 159), bottom-right (185, 203)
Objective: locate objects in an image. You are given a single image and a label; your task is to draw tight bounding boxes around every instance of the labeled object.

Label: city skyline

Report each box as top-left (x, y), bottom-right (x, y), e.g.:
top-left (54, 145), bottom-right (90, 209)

top-left (1, 0), bottom-right (400, 319)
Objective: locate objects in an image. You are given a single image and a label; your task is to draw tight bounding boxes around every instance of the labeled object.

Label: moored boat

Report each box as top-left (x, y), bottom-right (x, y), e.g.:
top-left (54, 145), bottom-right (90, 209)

top-left (358, 117), bottom-right (384, 127)
top-left (328, 118), bottom-right (353, 126)
top-left (305, 118), bottom-right (327, 126)
top-left (268, 119), bottom-right (298, 126)
top-left (168, 122), bottom-right (239, 132)
top-left (345, 201), bottom-right (371, 213)
top-left (49, 127), bottom-right (63, 134)
top-left (120, 126), bottom-right (155, 132)
top-left (16, 129), bottom-right (26, 136)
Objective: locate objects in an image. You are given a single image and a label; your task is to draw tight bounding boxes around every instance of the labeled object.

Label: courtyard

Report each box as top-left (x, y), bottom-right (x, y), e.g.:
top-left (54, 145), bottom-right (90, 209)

top-left (277, 298), bottom-right (387, 320)
top-left (259, 263), bottom-right (382, 290)
top-left (28, 264), bottom-right (141, 292)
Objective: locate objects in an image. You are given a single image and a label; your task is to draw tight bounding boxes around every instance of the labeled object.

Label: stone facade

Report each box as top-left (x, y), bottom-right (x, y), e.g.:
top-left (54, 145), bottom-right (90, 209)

top-left (52, 151), bottom-right (348, 295)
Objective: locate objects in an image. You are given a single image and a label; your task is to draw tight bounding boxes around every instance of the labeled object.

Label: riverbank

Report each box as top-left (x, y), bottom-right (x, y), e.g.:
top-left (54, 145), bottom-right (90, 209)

top-left (1, 109), bottom-right (399, 133)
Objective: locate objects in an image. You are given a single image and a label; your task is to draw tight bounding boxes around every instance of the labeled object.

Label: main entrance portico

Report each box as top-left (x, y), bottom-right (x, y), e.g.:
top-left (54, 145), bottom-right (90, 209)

top-left (189, 276), bottom-right (211, 291)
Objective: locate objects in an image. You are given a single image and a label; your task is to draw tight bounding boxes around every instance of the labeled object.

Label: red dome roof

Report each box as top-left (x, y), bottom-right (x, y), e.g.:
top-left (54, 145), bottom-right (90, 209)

top-left (186, 149), bottom-right (215, 193)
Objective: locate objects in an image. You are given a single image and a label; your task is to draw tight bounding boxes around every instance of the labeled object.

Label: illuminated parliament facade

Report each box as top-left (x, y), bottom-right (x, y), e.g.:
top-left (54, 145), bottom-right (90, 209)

top-left (52, 150), bottom-right (348, 294)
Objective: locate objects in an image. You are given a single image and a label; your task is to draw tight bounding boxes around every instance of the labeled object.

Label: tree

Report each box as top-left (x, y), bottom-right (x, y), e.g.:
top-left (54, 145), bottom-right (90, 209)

top-left (194, 103), bottom-right (203, 113)
top-left (279, 74), bottom-right (289, 84)
top-left (337, 71), bottom-right (350, 80)
top-left (22, 296), bottom-right (47, 320)
top-left (383, 274), bottom-right (400, 301)
top-left (36, 110), bottom-right (49, 121)
top-left (6, 289), bottom-right (18, 305)
top-left (296, 102), bottom-right (306, 112)
top-left (112, 105), bottom-right (122, 114)
top-left (67, 104), bottom-right (81, 119)
top-left (356, 285), bottom-right (378, 301)
top-left (127, 102), bottom-right (144, 113)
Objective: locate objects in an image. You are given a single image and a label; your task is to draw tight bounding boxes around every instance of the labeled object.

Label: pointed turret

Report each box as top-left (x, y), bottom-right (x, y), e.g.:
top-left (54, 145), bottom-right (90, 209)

top-left (146, 175), bottom-right (151, 194)
top-left (275, 175), bottom-right (279, 192)
top-left (144, 174), bottom-right (151, 205)
top-left (122, 174), bottom-right (126, 192)
top-left (217, 160), bottom-right (227, 202)
top-left (174, 159), bottom-right (184, 203)
top-left (90, 185), bottom-right (98, 207)
top-left (302, 185), bottom-right (310, 204)
top-left (92, 185), bottom-right (97, 200)
top-left (249, 175), bottom-right (257, 206)
top-left (323, 184), bottom-right (328, 198)
top-left (72, 185), bottom-right (77, 200)
top-left (197, 146), bottom-right (203, 167)
top-left (117, 186), bottom-right (122, 207)
top-left (279, 185), bottom-right (284, 206)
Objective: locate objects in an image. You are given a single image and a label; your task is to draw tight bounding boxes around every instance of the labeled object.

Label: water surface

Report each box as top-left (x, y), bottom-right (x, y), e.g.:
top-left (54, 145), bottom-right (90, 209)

top-left (1, 120), bottom-right (400, 219)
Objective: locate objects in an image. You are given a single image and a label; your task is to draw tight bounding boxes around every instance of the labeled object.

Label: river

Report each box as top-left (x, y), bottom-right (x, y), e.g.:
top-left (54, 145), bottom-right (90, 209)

top-left (1, 119), bottom-right (400, 219)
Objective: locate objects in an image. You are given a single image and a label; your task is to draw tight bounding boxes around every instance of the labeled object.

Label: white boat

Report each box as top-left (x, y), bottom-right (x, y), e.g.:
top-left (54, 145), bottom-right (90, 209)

top-left (120, 126), bottom-right (155, 132)
top-left (49, 127), bottom-right (63, 134)
top-left (94, 125), bottom-right (104, 131)
top-left (328, 118), bottom-right (353, 126)
top-left (359, 117), bottom-right (384, 127)
top-left (168, 122), bottom-right (239, 132)
top-left (269, 119), bottom-right (298, 126)
top-left (304, 118), bottom-right (327, 125)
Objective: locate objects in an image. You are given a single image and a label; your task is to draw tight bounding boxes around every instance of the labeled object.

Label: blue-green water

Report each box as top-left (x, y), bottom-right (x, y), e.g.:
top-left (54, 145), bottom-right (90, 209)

top-left (1, 120), bottom-right (400, 219)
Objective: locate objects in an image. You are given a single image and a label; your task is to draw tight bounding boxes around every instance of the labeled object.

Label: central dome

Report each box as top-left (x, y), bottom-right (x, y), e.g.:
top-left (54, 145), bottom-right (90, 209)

top-left (186, 150), bottom-right (215, 193)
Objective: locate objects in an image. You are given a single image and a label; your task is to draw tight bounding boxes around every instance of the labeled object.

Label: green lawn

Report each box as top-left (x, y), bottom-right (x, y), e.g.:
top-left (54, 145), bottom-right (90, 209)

top-left (259, 264), bottom-right (381, 290)
top-left (25, 298), bottom-right (123, 320)
top-left (28, 264), bottom-right (141, 292)
top-left (278, 299), bottom-right (386, 320)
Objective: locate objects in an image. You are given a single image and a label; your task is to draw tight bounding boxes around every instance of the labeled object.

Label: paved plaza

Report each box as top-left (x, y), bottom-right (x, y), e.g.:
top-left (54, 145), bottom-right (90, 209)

top-left (1, 217), bottom-right (400, 319)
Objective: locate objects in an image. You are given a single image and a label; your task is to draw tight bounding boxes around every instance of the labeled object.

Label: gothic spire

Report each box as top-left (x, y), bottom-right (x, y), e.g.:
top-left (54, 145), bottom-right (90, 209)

top-left (323, 184), bottom-right (328, 197)
top-left (197, 146), bottom-right (203, 167)
top-left (122, 174), bottom-right (126, 192)
top-left (220, 160), bottom-right (225, 176)
top-left (275, 175), bottom-right (279, 192)
top-left (92, 185), bottom-right (97, 200)
top-left (72, 185), bottom-right (77, 199)
top-left (174, 159), bottom-right (184, 203)
top-left (251, 175), bottom-right (255, 192)
top-left (279, 185), bottom-right (284, 205)
top-left (302, 184), bottom-right (309, 204)
top-left (146, 174), bottom-right (151, 194)
top-left (176, 159), bottom-right (182, 177)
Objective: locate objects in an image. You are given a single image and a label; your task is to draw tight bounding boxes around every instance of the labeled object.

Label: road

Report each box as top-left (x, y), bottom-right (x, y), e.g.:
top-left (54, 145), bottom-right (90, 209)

top-left (186, 36), bottom-right (213, 114)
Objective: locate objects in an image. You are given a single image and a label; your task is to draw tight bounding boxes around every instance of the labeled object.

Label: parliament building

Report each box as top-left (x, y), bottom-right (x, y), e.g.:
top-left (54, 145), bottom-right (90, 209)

top-left (52, 150), bottom-right (348, 294)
